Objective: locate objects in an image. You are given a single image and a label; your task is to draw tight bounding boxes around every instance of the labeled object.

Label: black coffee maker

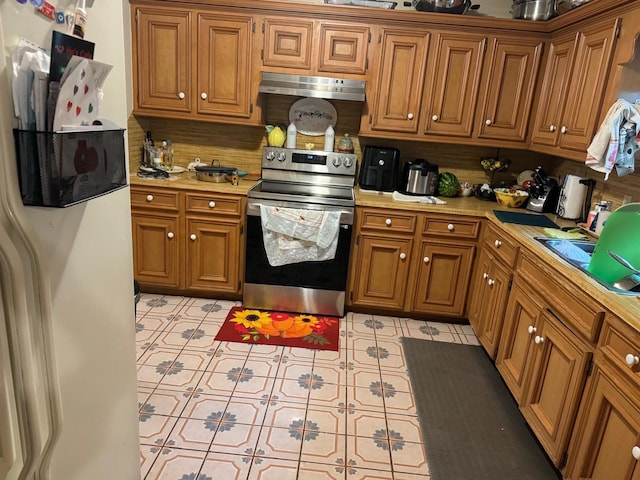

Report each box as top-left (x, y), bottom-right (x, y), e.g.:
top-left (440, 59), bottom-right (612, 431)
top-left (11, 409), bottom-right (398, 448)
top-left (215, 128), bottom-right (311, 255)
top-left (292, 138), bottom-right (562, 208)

top-left (526, 166), bottom-right (560, 213)
top-left (358, 146), bottom-right (400, 192)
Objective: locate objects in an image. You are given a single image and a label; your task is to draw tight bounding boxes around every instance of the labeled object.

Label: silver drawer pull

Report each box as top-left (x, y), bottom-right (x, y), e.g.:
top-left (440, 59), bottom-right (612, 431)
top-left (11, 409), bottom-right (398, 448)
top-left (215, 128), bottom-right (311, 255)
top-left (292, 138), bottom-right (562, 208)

top-left (625, 354), bottom-right (639, 367)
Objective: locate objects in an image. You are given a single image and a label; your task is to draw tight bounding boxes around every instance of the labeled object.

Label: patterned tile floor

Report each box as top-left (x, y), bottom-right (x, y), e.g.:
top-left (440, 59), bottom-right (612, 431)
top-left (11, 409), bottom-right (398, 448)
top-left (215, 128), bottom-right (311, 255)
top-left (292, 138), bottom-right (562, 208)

top-left (136, 294), bottom-right (480, 480)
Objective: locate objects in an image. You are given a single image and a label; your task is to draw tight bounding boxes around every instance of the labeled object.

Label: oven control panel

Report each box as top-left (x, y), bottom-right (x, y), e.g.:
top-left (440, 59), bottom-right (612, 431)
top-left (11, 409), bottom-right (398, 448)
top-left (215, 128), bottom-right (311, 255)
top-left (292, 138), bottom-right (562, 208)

top-left (263, 147), bottom-right (357, 176)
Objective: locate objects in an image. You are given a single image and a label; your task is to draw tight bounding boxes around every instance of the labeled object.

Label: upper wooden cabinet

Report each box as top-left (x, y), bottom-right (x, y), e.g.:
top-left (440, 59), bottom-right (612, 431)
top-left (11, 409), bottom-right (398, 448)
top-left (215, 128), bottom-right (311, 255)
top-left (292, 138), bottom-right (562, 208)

top-left (362, 28), bottom-right (543, 145)
top-left (260, 17), bottom-right (371, 77)
top-left (365, 27), bottom-right (430, 134)
top-left (132, 6), bottom-right (261, 125)
top-left (421, 32), bottom-right (486, 138)
top-left (530, 18), bottom-right (620, 157)
top-left (475, 35), bottom-right (543, 142)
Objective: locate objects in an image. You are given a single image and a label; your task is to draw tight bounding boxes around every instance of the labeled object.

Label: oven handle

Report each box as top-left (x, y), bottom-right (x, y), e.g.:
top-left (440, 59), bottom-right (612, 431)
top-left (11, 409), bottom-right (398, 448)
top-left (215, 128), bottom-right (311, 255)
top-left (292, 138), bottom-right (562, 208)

top-left (247, 202), bottom-right (354, 225)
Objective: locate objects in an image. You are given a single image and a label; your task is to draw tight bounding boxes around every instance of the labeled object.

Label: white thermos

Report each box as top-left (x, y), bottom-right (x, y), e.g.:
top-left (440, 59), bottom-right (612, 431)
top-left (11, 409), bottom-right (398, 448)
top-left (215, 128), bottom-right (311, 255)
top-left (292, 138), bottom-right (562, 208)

top-left (324, 125), bottom-right (335, 152)
top-left (557, 175), bottom-right (588, 220)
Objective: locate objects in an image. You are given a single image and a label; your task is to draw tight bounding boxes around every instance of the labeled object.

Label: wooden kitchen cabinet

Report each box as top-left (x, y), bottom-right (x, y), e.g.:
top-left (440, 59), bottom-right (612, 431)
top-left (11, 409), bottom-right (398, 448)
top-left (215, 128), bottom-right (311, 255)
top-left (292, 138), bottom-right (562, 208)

top-left (530, 19), bottom-right (620, 156)
top-left (467, 222), bottom-right (519, 359)
top-left (364, 27), bottom-right (430, 134)
top-left (348, 207), bottom-right (479, 318)
top-left (261, 17), bottom-right (370, 77)
top-left (132, 5), bottom-right (260, 125)
top-left (475, 35), bottom-right (543, 142)
top-left (131, 186), bottom-right (245, 298)
top-left (421, 32), bottom-right (487, 138)
top-left (565, 314), bottom-right (640, 479)
top-left (497, 254), bottom-right (596, 467)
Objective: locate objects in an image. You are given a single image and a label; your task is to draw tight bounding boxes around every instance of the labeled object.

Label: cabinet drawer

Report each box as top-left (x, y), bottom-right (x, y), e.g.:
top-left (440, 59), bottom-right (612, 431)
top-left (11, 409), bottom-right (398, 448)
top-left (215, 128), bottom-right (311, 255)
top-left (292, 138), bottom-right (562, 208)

top-left (358, 209), bottom-right (416, 234)
top-left (484, 222), bottom-right (519, 268)
top-left (420, 215), bottom-right (481, 240)
top-left (131, 188), bottom-right (180, 211)
top-left (518, 251), bottom-right (604, 343)
top-left (185, 193), bottom-right (243, 216)
top-left (599, 314), bottom-right (640, 386)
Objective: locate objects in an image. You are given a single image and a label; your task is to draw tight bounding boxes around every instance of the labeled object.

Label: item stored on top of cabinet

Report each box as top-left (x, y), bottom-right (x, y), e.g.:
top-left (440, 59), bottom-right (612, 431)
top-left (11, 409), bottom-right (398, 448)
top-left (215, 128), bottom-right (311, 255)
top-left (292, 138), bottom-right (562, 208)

top-left (359, 146), bottom-right (400, 192)
top-left (288, 97), bottom-right (338, 136)
top-left (414, 0), bottom-right (480, 14)
top-left (511, 0), bottom-right (558, 20)
top-left (437, 172), bottom-right (460, 197)
top-left (400, 159), bottom-right (439, 196)
top-left (324, 0), bottom-right (397, 8)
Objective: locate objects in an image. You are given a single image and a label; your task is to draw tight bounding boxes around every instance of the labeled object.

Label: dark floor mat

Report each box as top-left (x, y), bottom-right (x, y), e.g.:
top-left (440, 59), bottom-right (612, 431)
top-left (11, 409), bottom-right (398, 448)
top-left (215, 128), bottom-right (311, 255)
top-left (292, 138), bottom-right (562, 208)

top-left (401, 338), bottom-right (561, 480)
top-left (494, 209), bottom-right (559, 228)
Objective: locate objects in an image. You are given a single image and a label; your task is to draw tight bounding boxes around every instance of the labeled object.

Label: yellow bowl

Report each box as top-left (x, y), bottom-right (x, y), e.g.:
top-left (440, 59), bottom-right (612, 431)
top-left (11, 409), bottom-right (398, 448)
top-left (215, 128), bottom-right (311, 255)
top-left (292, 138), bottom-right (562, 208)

top-left (494, 188), bottom-right (529, 208)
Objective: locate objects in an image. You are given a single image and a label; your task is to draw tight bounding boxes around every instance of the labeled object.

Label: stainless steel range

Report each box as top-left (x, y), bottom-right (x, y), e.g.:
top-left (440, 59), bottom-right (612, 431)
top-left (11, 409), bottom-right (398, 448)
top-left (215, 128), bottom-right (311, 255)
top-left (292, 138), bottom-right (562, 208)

top-left (244, 147), bottom-right (358, 317)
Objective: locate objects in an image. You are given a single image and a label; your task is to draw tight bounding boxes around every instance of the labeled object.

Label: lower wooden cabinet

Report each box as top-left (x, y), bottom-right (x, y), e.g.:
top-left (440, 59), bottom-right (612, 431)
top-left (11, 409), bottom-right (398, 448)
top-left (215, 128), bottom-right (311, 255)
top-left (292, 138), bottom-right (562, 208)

top-left (497, 274), bottom-right (593, 467)
top-left (348, 207), bottom-right (479, 318)
top-left (130, 185), bottom-right (245, 298)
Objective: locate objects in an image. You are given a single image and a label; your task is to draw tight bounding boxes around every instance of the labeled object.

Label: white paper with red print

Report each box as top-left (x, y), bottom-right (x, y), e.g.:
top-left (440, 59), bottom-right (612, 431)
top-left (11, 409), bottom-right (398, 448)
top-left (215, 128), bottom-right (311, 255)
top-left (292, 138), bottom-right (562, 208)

top-left (53, 57), bottom-right (98, 131)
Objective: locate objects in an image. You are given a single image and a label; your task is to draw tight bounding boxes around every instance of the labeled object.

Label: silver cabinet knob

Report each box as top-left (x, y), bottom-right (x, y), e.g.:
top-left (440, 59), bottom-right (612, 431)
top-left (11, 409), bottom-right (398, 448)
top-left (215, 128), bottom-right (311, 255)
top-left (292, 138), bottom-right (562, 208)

top-left (432, 114), bottom-right (439, 122)
top-left (483, 272), bottom-right (489, 279)
top-left (528, 325), bottom-right (536, 334)
top-left (534, 335), bottom-right (545, 345)
top-left (485, 119), bottom-right (492, 126)
top-left (487, 279), bottom-right (495, 286)
top-left (423, 256), bottom-right (430, 263)
top-left (549, 124), bottom-right (556, 132)
top-left (447, 223), bottom-right (454, 231)
top-left (625, 354), bottom-right (640, 367)
top-left (167, 232), bottom-right (174, 239)
top-left (632, 446), bottom-right (640, 461)
top-left (407, 113), bottom-right (414, 120)
top-left (494, 239), bottom-right (502, 248)
top-left (146, 194), bottom-right (153, 202)
top-left (178, 91), bottom-right (185, 99)
top-left (200, 92), bottom-right (207, 100)
top-left (400, 253), bottom-right (407, 260)
top-left (385, 218), bottom-right (392, 226)
top-left (209, 201), bottom-right (216, 208)
top-left (190, 234), bottom-right (197, 241)
top-left (560, 125), bottom-right (568, 134)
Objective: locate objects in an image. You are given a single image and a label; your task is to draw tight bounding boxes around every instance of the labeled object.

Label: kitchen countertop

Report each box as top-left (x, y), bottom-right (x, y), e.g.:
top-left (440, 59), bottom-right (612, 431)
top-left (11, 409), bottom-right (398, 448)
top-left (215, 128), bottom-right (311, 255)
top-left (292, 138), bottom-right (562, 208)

top-left (129, 177), bottom-right (640, 330)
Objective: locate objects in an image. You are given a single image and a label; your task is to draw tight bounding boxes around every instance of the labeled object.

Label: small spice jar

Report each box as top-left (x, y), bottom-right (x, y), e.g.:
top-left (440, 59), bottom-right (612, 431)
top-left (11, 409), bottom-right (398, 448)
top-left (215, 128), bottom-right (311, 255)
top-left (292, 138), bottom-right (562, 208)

top-left (337, 133), bottom-right (354, 153)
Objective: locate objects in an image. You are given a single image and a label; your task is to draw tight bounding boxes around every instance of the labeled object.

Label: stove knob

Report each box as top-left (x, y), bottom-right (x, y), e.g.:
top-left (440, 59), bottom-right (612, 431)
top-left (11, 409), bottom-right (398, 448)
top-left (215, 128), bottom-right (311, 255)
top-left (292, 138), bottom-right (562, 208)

top-left (332, 156), bottom-right (342, 167)
top-left (277, 151), bottom-right (286, 162)
top-left (265, 150), bottom-right (276, 162)
top-left (343, 156), bottom-right (354, 168)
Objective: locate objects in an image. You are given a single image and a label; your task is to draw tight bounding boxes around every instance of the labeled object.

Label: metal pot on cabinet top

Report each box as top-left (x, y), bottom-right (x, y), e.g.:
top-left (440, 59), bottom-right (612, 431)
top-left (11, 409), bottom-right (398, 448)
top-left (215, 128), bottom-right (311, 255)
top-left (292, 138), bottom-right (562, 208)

top-left (414, 0), bottom-right (480, 14)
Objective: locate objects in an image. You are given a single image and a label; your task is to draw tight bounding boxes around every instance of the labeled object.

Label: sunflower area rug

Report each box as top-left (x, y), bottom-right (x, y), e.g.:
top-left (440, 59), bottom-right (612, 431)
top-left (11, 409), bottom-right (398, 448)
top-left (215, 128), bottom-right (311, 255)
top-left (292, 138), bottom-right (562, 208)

top-left (215, 306), bottom-right (340, 351)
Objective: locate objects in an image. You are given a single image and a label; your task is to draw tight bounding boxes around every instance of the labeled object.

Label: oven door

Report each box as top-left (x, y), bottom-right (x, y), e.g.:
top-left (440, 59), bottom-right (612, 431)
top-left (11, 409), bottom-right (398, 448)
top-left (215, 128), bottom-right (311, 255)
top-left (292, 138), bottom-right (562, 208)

top-left (244, 200), bottom-right (353, 317)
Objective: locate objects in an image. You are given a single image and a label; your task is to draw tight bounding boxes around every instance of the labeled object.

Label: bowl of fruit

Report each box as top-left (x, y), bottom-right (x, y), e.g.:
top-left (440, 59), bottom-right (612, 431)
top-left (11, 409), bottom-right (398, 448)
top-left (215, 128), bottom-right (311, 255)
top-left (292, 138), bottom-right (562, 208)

top-left (493, 187), bottom-right (529, 208)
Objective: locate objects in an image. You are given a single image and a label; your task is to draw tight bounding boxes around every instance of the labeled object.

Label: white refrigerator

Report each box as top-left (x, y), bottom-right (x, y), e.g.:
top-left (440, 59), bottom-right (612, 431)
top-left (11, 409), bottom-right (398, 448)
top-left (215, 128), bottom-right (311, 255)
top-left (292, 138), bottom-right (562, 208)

top-left (0, 1), bottom-right (140, 479)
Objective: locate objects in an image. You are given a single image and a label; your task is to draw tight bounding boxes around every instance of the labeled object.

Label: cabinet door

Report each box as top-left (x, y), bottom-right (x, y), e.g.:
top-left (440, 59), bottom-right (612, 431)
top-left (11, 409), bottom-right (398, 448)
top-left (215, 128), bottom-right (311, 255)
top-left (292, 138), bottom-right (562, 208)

top-left (468, 247), bottom-right (492, 335)
top-left (476, 36), bottom-right (542, 142)
top-left (496, 280), bottom-right (543, 404)
top-left (411, 241), bottom-right (475, 317)
top-left (133, 7), bottom-right (192, 113)
top-left (185, 218), bottom-right (241, 294)
top-left (474, 253), bottom-right (512, 360)
top-left (262, 17), bottom-right (313, 70)
top-left (197, 14), bottom-right (254, 119)
top-left (131, 212), bottom-right (180, 288)
top-left (368, 29), bottom-right (429, 134)
top-left (567, 366), bottom-right (640, 480)
top-left (350, 234), bottom-right (413, 310)
top-left (521, 309), bottom-right (592, 465)
top-left (529, 34), bottom-right (577, 147)
top-left (318, 23), bottom-right (370, 76)
top-left (558, 19), bottom-right (619, 152)
top-left (422, 32), bottom-right (486, 138)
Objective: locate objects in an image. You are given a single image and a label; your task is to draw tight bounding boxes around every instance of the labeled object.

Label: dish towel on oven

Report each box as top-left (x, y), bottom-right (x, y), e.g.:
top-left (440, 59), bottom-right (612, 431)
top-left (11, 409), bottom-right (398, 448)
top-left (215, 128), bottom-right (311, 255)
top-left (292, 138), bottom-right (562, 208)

top-left (260, 205), bottom-right (341, 267)
top-left (585, 99), bottom-right (640, 180)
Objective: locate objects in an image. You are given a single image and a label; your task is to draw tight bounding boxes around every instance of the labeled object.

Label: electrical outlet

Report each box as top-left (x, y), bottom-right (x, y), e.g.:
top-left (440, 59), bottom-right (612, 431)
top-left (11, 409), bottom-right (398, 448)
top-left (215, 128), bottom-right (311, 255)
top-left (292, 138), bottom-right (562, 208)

top-left (623, 195), bottom-right (632, 204)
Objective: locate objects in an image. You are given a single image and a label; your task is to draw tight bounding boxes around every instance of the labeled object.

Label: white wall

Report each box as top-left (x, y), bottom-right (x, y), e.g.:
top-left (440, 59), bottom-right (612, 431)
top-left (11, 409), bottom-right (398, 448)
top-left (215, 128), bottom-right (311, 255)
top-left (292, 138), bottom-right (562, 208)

top-left (0, 0), bottom-right (140, 478)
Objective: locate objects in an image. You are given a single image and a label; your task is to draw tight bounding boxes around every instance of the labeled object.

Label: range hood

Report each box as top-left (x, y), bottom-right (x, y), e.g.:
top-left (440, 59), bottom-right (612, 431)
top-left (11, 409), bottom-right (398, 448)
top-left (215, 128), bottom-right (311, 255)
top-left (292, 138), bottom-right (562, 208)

top-left (258, 72), bottom-right (366, 102)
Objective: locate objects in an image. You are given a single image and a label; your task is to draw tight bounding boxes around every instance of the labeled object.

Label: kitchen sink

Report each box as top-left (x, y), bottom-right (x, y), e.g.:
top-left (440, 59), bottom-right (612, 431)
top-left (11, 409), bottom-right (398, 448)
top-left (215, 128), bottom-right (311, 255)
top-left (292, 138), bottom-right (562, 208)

top-left (534, 237), bottom-right (640, 295)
